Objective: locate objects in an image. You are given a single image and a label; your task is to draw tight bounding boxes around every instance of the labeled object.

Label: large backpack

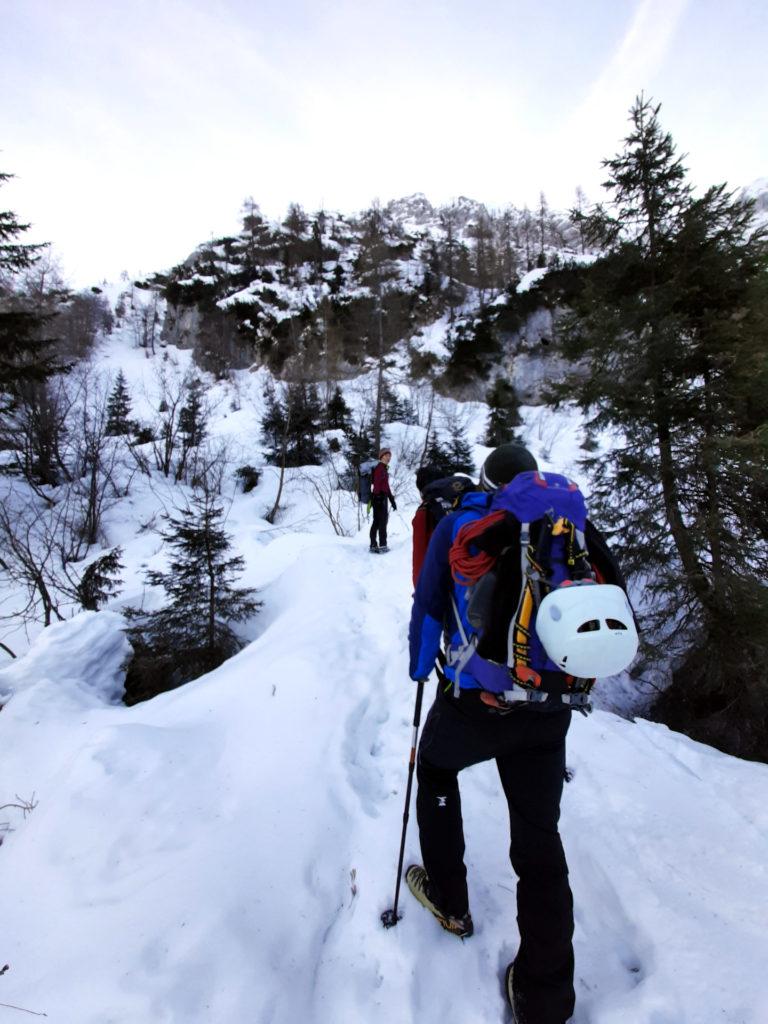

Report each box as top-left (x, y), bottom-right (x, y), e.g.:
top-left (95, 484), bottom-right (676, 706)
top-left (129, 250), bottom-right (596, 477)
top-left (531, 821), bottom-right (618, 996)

top-left (412, 475), bottom-right (478, 585)
top-left (445, 470), bottom-right (634, 712)
top-left (357, 458), bottom-right (379, 504)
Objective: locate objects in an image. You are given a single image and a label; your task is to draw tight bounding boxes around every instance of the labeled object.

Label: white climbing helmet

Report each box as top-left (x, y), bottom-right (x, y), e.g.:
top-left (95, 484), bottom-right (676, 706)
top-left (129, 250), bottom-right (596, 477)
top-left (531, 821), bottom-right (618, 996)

top-left (535, 580), bottom-right (639, 679)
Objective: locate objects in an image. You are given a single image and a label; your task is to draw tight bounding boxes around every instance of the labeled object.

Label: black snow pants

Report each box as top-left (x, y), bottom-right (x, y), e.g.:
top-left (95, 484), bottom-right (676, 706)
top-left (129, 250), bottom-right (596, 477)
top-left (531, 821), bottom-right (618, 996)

top-left (416, 686), bottom-right (574, 1024)
top-left (369, 494), bottom-right (389, 547)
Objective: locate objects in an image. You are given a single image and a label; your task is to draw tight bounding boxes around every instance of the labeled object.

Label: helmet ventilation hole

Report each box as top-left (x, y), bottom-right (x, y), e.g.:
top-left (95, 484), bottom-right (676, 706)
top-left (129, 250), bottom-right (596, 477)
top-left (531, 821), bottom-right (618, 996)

top-left (577, 620), bottom-right (600, 633)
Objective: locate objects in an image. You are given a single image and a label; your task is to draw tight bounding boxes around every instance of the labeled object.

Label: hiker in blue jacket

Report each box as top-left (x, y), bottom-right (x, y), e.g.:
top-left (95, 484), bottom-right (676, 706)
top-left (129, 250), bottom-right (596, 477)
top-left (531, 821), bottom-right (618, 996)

top-left (406, 442), bottom-right (629, 1024)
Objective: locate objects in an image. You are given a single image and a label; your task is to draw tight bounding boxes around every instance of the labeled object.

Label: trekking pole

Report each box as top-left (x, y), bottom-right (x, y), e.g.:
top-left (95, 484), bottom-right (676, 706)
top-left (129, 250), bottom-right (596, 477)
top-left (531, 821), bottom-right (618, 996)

top-left (393, 508), bottom-right (410, 531)
top-left (381, 677), bottom-right (426, 928)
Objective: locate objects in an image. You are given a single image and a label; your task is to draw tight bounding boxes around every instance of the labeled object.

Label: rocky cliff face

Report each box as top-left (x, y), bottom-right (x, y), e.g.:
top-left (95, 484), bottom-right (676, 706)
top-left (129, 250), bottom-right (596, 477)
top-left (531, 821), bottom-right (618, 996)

top-left (151, 194), bottom-right (586, 393)
top-left (161, 304), bottom-right (202, 350)
top-left (161, 303), bottom-right (251, 377)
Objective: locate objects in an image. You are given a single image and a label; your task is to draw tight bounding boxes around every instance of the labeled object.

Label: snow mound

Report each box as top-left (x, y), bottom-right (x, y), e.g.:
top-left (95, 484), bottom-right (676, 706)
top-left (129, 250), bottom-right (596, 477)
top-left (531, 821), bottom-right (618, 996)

top-left (517, 266), bottom-right (549, 292)
top-left (0, 610), bottom-right (129, 709)
top-left (2, 529), bottom-right (768, 1023)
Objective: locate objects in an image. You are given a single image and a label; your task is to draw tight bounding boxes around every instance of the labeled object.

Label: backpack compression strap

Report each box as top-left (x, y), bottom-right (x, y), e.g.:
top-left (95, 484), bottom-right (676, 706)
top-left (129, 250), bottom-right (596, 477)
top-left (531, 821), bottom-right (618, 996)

top-left (507, 515), bottom-right (596, 690)
top-left (446, 594), bottom-right (477, 698)
top-left (445, 511), bottom-right (507, 698)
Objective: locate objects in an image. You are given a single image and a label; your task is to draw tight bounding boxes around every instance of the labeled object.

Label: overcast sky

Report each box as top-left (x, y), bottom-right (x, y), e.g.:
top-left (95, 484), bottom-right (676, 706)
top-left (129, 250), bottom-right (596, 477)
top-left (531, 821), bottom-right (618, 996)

top-left (2, 0), bottom-right (766, 286)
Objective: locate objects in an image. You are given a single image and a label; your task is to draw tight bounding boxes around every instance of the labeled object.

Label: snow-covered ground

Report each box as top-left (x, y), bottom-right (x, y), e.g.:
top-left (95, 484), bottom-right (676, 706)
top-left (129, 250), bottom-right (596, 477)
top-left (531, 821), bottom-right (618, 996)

top-left (3, 522), bottom-right (768, 1024)
top-left (3, 327), bottom-right (768, 1023)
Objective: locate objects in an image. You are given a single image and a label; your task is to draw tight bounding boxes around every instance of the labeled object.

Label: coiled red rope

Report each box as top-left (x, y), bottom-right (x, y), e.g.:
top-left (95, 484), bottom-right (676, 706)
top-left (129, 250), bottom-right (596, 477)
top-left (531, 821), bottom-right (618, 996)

top-left (448, 511), bottom-right (506, 583)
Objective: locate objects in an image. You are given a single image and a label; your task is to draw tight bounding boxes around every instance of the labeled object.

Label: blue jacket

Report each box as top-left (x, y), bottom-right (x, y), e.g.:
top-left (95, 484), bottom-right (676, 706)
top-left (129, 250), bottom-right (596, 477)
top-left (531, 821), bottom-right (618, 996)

top-left (408, 491), bottom-right (492, 687)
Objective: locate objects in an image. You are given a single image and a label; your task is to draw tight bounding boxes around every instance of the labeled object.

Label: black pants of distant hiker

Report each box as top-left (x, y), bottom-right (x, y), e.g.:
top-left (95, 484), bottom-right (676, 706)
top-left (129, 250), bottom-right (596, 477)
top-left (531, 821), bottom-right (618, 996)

top-left (370, 494), bottom-right (389, 548)
top-left (416, 687), bottom-right (574, 1024)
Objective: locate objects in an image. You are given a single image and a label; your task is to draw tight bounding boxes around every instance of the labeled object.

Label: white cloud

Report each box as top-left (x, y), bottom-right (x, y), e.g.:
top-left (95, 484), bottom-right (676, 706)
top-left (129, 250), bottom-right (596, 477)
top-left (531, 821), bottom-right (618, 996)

top-left (554, 0), bottom-right (691, 197)
top-left (4, 0), bottom-right (765, 285)
top-left (572, 0), bottom-right (691, 129)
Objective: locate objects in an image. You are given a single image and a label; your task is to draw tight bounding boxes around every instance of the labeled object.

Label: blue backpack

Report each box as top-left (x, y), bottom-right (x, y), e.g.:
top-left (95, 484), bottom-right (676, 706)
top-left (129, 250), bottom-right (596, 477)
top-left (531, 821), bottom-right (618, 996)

top-left (357, 458), bottom-right (379, 504)
top-left (447, 471), bottom-right (596, 709)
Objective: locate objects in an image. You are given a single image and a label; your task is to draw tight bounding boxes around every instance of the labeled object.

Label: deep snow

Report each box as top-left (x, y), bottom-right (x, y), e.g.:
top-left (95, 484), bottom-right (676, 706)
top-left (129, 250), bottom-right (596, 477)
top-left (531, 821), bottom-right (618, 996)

top-left (3, 522), bottom-right (768, 1023)
top-left (2, 327), bottom-right (768, 1023)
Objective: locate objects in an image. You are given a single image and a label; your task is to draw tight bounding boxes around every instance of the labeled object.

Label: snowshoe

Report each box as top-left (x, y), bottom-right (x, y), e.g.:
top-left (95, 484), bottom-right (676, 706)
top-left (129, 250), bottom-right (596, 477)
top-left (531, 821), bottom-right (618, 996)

top-left (405, 865), bottom-right (473, 939)
top-left (369, 544), bottom-right (380, 553)
top-left (379, 544), bottom-right (390, 553)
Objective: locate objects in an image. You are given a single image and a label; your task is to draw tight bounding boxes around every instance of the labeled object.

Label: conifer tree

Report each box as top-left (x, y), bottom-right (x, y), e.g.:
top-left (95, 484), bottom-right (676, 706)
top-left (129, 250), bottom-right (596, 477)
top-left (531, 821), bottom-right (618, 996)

top-left (0, 171), bottom-right (58, 416)
top-left (559, 95), bottom-right (768, 760)
top-left (425, 432), bottom-right (453, 477)
top-left (106, 370), bottom-right (132, 436)
top-left (572, 187), bottom-right (589, 253)
top-left (484, 378), bottom-right (522, 446)
top-left (137, 493), bottom-right (260, 658)
top-left (240, 197), bottom-right (274, 276)
top-left (344, 419), bottom-right (375, 465)
top-left (383, 383), bottom-right (409, 423)
top-left (497, 209), bottom-right (519, 286)
top-left (283, 203), bottom-right (308, 238)
top-left (175, 377), bottom-right (208, 481)
top-left (311, 210), bottom-right (327, 275)
top-left (445, 421), bottom-right (475, 475)
top-left (519, 205), bottom-right (535, 270)
top-left (469, 210), bottom-right (496, 307)
top-left (439, 205), bottom-right (468, 324)
top-left (178, 377), bottom-right (207, 449)
top-left (262, 381), bottom-right (323, 467)
top-left (326, 385), bottom-right (351, 431)
top-left (261, 380), bottom-right (287, 459)
top-left (537, 191), bottom-right (549, 259)
top-left (357, 203), bottom-right (403, 451)
top-left (77, 547), bottom-right (124, 611)
top-left (284, 382), bottom-right (322, 466)
top-left (400, 394), bottom-right (417, 425)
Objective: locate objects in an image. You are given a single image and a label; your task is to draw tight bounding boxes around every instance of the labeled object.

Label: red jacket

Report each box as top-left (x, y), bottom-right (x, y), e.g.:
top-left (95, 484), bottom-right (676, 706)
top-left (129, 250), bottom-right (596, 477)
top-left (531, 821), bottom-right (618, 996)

top-left (371, 462), bottom-right (392, 498)
top-left (411, 504), bottom-right (432, 587)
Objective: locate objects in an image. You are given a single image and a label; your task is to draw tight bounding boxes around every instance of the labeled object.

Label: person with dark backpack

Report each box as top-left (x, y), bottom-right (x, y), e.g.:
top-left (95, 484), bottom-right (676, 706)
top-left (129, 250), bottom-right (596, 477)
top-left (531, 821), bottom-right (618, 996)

top-left (405, 442), bottom-right (637, 1024)
top-left (411, 468), bottom-right (478, 587)
top-left (369, 449), bottom-right (397, 553)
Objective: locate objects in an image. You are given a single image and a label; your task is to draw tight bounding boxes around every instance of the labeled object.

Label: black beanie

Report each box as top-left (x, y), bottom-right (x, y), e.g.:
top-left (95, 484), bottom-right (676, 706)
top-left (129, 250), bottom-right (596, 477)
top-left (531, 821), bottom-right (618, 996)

top-left (480, 443), bottom-right (538, 490)
top-left (415, 464), bottom-right (444, 494)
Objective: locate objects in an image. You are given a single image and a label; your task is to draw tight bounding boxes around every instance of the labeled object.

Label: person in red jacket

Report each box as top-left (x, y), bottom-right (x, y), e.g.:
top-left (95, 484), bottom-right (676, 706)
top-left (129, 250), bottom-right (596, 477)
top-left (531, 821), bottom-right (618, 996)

top-left (411, 467), bottom-right (479, 587)
top-left (370, 449), bottom-right (396, 553)
top-left (411, 465), bottom-right (444, 583)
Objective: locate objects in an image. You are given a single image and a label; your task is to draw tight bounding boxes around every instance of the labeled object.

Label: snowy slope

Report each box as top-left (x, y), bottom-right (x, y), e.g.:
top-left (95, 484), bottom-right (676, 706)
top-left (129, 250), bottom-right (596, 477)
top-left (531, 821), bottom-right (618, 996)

top-left (2, 513), bottom-right (768, 1023)
top-left (2, 323), bottom-right (768, 1023)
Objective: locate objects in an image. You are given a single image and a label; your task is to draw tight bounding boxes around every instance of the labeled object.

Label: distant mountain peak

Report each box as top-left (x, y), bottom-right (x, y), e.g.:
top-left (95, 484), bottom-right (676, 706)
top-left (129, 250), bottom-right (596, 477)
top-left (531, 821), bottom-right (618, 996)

top-left (385, 193), bottom-right (436, 223)
top-left (453, 195), bottom-right (484, 210)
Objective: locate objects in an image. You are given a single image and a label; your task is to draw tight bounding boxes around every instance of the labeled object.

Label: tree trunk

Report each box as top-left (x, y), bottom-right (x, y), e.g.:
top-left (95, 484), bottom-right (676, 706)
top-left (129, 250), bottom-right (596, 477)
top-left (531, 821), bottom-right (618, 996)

top-left (206, 547), bottom-right (216, 653)
top-left (653, 386), bottom-right (713, 611)
top-left (373, 278), bottom-right (384, 454)
top-left (419, 387), bottom-right (436, 467)
top-left (701, 366), bottom-right (726, 603)
top-left (266, 408), bottom-right (291, 525)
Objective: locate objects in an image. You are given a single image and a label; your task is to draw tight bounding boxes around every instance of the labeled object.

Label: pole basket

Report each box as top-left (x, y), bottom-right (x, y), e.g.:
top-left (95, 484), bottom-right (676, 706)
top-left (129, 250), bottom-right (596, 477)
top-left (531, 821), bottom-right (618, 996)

top-left (380, 908), bottom-right (401, 928)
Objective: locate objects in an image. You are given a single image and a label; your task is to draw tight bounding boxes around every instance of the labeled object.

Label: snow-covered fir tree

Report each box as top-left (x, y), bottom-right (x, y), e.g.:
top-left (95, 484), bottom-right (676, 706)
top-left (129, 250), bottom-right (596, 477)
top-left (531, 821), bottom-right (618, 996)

top-left (105, 369), bottom-right (132, 436)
